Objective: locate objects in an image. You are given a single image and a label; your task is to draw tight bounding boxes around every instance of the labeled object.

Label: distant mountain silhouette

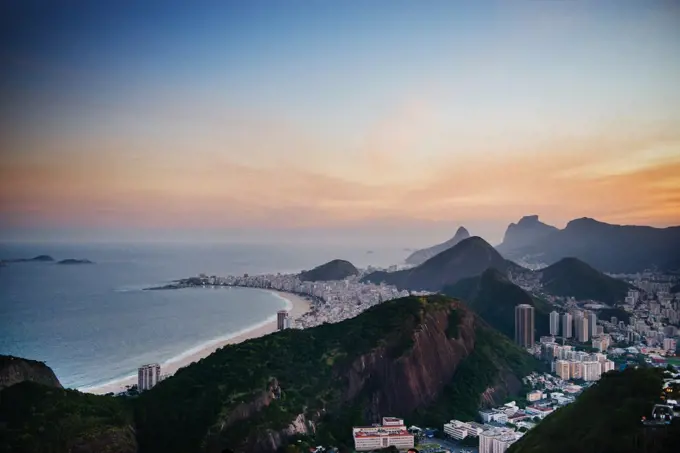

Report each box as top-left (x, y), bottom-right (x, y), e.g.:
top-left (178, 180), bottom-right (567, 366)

top-left (498, 216), bottom-right (680, 273)
top-left (3, 255), bottom-right (54, 263)
top-left (363, 236), bottom-right (519, 291)
top-left (298, 259), bottom-right (358, 281)
top-left (496, 215), bottom-right (557, 255)
top-left (539, 257), bottom-right (632, 305)
top-left (405, 226), bottom-right (471, 266)
top-left (443, 268), bottom-right (552, 340)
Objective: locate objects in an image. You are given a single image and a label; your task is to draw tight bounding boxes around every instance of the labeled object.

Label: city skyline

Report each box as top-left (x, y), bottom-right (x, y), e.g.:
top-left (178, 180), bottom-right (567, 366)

top-left (1, 1), bottom-right (679, 244)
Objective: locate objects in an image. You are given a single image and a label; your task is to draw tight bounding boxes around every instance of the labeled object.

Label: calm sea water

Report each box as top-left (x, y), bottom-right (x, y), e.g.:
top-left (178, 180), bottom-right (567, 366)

top-left (0, 242), bottom-right (406, 389)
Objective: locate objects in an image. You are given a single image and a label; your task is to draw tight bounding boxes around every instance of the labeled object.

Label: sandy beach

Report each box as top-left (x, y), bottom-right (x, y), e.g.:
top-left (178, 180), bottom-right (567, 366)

top-left (82, 289), bottom-right (311, 395)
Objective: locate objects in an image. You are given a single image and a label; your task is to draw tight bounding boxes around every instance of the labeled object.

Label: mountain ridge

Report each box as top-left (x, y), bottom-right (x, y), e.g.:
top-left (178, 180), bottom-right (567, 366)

top-left (405, 226), bottom-right (471, 266)
top-left (298, 259), bottom-right (358, 282)
top-left (363, 236), bottom-right (521, 291)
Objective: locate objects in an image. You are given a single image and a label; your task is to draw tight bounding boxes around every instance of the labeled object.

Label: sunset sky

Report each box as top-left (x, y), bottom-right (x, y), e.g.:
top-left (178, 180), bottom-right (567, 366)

top-left (1, 1), bottom-right (679, 245)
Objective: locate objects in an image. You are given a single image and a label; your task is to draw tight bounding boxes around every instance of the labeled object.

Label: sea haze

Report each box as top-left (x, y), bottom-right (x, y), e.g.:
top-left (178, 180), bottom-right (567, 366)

top-left (0, 242), bottom-right (406, 389)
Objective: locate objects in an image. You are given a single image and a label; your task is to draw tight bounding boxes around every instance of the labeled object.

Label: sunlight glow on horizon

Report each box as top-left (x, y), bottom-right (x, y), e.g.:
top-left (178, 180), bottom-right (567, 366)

top-left (1, 1), bottom-right (679, 243)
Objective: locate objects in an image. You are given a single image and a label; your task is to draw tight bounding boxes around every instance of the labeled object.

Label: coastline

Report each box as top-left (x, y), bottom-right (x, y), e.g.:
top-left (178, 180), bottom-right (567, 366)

top-left (80, 288), bottom-right (311, 395)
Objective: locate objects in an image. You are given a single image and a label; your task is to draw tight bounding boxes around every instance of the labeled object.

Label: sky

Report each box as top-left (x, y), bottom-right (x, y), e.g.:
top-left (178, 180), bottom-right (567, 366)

top-left (1, 0), bottom-right (679, 245)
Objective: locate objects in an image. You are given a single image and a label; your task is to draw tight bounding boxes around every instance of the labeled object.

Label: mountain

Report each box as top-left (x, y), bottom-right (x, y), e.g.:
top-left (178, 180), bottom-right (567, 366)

top-left (57, 258), bottom-right (94, 265)
top-left (2, 255), bottom-right (54, 263)
top-left (405, 226), bottom-right (471, 266)
top-left (0, 355), bottom-right (62, 390)
top-left (2, 296), bottom-right (539, 453)
top-left (539, 257), bottom-right (632, 305)
top-left (671, 284), bottom-right (680, 294)
top-left (502, 217), bottom-right (680, 273)
top-left (508, 368), bottom-right (680, 453)
top-left (443, 268), bottom-right (552, 340)
top-left (363, 237), bottom-right (520, 291)
top-left (0, 381), bottom-right (137, 453)
top-left (298, 259), bottom-right (358, 281)
top-left (496, 215), bottom-right (558, 255)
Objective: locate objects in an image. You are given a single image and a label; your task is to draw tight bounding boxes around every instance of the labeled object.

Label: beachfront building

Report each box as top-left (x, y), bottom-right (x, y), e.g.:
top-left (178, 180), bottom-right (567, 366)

top-left (277, 310), bottom-right (290, 330)
top-left (138, 363), bottom-right (160, 391)
top-left (353, 417), bottom-right (414, 451)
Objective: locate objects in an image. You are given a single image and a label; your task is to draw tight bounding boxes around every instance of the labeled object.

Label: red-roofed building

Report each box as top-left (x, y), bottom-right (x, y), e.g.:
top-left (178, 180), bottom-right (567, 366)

top-left (353, 417), bottom-right (414, 451)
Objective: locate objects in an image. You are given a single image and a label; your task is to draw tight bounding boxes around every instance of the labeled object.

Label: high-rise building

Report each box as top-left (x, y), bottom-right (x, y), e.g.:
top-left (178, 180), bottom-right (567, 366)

top-left (582, 361), bottom-right (602, 381)
top-left (277, 310), bottom-right (289, 330)
top-left (562, 313), bottom-right (573, 339)
top-left (602, 360), bottom-right (615, 374)
top-left (479, 427), bottom-right (522, 453)
top-left (549, 311), bottom-right (560, 336)
top-left (515, 304), bottom-right (535, 348)
top-left (555, 360), bottom-right (570, 380)
top-left (138, 363), bottom-right (160, 391)
top-left (576, 316), bottom-right (589, 343)
top-left (664, 338), bottom-right (677, 352)
top-left (588, 312), bottom-right (598, 337)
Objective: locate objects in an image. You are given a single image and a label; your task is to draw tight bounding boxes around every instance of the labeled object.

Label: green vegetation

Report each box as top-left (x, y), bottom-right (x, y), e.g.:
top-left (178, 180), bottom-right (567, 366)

top-left (443, 268), bottom-right (552, 340)
top-left (410, 322), bottom-right (540, 427)
top-left (0, 382), bottom-right (135, 453)
top-left (2, 296), bottom-right (540, 453)
top-left (539, 257), bottom-right (631, 304)
top-left (298, 259), bottom-right (358, 281)
top-left (597, 307), bottom-right (632, 325)
top-left (508, 368), bottom-right (680, 453)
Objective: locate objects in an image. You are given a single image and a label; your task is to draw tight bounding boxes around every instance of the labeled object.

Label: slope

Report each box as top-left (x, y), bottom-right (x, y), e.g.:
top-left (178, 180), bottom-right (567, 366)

top-left (496, 215), bottom-right (558, 255)
top-left (405, 226), bottom-right (470, 266)
top-left (0, 355), bottom-right (62, 390)
top-left (443, 268), bottom-right (552, 340)
top-left (134, 295), bottom-right (537, 452)
top-left (511, 217), bottom-right (680, 273)
top-left (508, 368), bottom-right (680, 453)
top-left (539, 257), bottom-right (631, 305)
top-left (363, 237), bottom-right (519, 291)
top-left (298, 259), bottom-right (358, 281)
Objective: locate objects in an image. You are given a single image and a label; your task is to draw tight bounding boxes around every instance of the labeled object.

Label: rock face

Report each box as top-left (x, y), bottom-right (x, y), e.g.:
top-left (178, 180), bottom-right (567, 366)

top-left (363, 237), bottom-right (520, 291)
top-left (496, 215), bottom-right (558, 255)
top-left (298, 259), bottom-right (359, 281)
top-left (499, 216), bottom-right (680, 273)
top-left (405, 226), bottom-right (471, 266)
top-left (0, 355), bottom-right (62, 390)
top-left (133, 295), bottom-right (537, 453)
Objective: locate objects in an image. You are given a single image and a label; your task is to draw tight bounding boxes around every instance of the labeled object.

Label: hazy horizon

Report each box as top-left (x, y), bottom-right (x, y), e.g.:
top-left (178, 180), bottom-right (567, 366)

top-left (2, 1), bottom-right (679, 244)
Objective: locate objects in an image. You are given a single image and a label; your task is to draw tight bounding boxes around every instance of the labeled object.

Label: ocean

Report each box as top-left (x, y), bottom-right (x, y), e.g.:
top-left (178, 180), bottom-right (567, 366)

top-left (0, 242), bottom-right (406, 390)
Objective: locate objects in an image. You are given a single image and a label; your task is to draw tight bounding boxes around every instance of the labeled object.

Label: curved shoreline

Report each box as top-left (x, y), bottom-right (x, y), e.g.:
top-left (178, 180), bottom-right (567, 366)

top-left (79, 288), bottom-right (310, 395)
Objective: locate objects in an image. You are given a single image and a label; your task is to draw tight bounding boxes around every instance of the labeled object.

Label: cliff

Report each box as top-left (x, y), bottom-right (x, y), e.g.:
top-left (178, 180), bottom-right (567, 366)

top-left (298, 259), bottom-right (359, 281)
top-left (363, 237), bottom-right (521, 291)
top-left (134, 295), bottom-right (538, 452)
top-left (496, 215), bottom-right (558, 255)
top-left (405, 226), bottom-right (471, 266)
top-left (0, 355), bottom-right (62, 390)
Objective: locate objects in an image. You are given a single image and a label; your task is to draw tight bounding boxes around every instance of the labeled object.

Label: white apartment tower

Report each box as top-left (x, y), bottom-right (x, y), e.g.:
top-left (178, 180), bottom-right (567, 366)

top-left (138, 363), bottom-right (161, 391)
top-left (562, 313), bottom-right (573, 339)
top-left (576, 316), bottom-right (589, 343)
top-left (588, 312), bottom-right (598, 337)
top-left (549, 311), bottom-right (560, 336)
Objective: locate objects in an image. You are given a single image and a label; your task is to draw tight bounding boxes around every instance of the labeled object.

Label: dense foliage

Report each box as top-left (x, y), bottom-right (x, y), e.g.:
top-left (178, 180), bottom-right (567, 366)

top-left (298, 259), bottom-right (358, 281)
top-left (539, 257), bottom-right (631, 304)
top-left (363, 237), bottom-right (518, 291)
top-left (0, 382), bottom-right (135, 453)
top-left (443, 268), bottom-right (551, 339)
top-left (508, 368), bottom-right (680, 453)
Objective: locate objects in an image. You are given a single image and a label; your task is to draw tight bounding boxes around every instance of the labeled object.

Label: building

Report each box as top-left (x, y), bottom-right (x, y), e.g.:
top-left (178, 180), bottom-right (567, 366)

top-left (569, 360), bottom-right (583, 380)
top-left (602, 360), bottom-right (615, 373)
top-left (556, 359), bottom-right (570, 380)
top-left (515, 304), bottom-right (535, 348)
top-left (588, 312), bottom-right (598, 337)
top-left (582, 361), bottom-right (602, 381)
top-left (562, 313), bottom-right (573, 339)
top-left (479, 427), bottom-right (523, 453)
top-left (592, 336), bottom-right (610, 352)
top-left (575, 315), bottom-right (589, 343)
top-left (277, 310), bottom-right (289, 330)
top-left (550, 311), bottom-right (560, 336)
top-left (526, 390), bottom-right (544, 402)
top-left (443, 420), bottom-right (483, 440)
top-left (353, 417), bottom-right (414, 451)
top-left (663, 338), bottom-right (677, 352)
top-left (138, 363), bottom-right (160, 391)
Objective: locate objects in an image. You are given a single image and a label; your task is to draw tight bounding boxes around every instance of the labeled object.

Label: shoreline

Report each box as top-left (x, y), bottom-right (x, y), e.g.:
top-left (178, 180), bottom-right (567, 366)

top-left (80, 288), bottom-right (311, 395)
